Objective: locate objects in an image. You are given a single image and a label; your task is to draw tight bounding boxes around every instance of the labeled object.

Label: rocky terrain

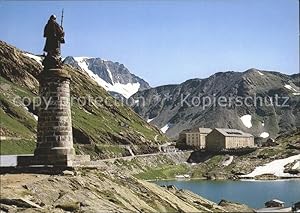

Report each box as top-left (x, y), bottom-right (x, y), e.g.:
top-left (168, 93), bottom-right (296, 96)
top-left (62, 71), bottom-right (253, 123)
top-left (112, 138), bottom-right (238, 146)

top-left (0, 131), bottom-right (297, 212)
top-left (131, 69), bottom-right (300, 139)
top-left (0, 169), bottom-right (253, 212)
top-left (0, 40), bottom-right (167, 159)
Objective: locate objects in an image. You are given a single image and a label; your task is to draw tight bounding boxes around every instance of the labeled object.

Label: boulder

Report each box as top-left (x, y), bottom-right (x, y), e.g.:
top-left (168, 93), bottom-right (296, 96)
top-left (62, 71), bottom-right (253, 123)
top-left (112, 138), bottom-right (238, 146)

top-left (218, 199), bottom-right (254, 212)
top-left (0, 198), bottom-right (42, 208)
top-left (62, 170), bottom-right (75, 176)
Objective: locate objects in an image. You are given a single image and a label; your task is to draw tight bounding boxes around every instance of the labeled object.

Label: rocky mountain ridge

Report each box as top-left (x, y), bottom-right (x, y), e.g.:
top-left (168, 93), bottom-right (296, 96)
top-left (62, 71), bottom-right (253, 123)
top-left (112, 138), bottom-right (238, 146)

top-left (131, 69), bottom-right (300, 139)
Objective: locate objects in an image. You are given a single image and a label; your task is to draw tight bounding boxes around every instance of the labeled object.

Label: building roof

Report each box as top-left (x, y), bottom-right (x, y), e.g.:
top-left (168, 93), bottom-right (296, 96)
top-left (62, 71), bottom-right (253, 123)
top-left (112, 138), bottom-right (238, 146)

top-left (294, 201), bottom-right (300, 205)
top-left (188, 128), bottom-right (212, 134)
top-left (265, 199), bottom-right (285, 204)
top-left (214, 128), bottom-right (253, 137)
top-left (179, 129), bottom-right (191, 134)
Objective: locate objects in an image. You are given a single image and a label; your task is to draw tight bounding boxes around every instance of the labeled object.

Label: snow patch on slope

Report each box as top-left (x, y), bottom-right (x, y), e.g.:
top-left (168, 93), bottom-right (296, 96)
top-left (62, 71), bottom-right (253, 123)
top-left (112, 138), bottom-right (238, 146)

top-left (147, 118), bottom-right (154, 123)
top-left (105, 64), bottom-right (114, 84)
top-left (74, 57), bottom-right (140, 98)
top-left (110, 82), bottom-right (140, 99)
top-left (260, 132), bottom-right (269, 138)
top-left (23, 106), bottom-right (38, 121)
top-left (241, 154), bottom-right (300, 178)
top-left (22, 53), bottom-right (43, 65)
top-left (284, 84), bottom-right (297, 92)
top-left (257, 71), bottom-right (264, 76)
top-left (292, 161), bottom-right (300, 170)
top-left (240, 115), bottom-right (252, 128)
top-left (74, 57), bottom-right (110, 90)
top-left (160, 124), bottom-right (170, 133)
top-left (223, 156), bottom-right (233, 166)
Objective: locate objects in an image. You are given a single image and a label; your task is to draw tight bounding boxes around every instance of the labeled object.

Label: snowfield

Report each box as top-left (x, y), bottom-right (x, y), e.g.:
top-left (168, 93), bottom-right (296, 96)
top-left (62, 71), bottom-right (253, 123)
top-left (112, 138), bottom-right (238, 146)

top-left (160, 124), bottom-right (170, 133)
top-left (105, 64), bottom-right (114, 84)
top-left (74, 57), bottom-right (140, 98)
top-left (109, 82), bottom-right (140, 99)
top-left (241, 154), bottom-right (300, 178)
top-left (23, 106), bottom-right (38, 121)
top-left (222, 156), bottom-right (234, 166)
top-left (75, 57), bottom-right (111, 90)
top-left (22, 53), bottom-right (43, 65)
top-left (260, 132), bottom-right (269, 138)
top-left (147, 118), bottom-right (154, 123)
top-left (284, 84), bottom-right (297, 92)
top-left (284, 84), bottom-right (300, 96)
top-left (292, 161), bottom-right (300, 170)
top-left (257, 71), bottom-right (264, 76)
top-left (240, 114), bottom-right (252, 128)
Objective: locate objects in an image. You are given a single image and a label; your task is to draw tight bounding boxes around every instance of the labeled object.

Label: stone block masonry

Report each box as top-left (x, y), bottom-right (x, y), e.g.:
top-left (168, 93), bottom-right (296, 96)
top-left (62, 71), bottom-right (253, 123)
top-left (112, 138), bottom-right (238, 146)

top-left (34, 68), bottom-right (75, 166)
top-left (16, 68), bottom-right (91, 168)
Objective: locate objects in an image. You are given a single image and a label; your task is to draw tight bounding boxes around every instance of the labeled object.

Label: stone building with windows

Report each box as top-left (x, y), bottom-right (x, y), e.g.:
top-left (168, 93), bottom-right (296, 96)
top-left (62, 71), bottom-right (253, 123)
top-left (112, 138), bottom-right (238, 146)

top-left (178, 129), bottom-right (190, 143)
top-left (206, 128), bottom-right (254, 151)
top-left (185, 128), bottom-right (212, 149)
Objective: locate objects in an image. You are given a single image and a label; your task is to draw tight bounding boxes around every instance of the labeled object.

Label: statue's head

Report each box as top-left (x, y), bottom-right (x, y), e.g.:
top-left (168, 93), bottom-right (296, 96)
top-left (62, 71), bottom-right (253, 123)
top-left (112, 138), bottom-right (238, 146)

top-left (50, 15), bottom-right (56, 21)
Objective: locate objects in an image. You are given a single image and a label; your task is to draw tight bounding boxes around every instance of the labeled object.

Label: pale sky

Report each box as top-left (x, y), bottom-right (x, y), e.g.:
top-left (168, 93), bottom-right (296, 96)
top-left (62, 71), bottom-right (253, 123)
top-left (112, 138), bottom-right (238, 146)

top-left (0, 0), bottom-right (299, 86)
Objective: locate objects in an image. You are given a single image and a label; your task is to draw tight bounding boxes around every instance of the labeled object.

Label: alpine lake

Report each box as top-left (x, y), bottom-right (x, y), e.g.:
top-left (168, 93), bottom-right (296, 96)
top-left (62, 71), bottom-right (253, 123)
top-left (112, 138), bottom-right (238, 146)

top-left (153, 179), bottom-right (300, 209)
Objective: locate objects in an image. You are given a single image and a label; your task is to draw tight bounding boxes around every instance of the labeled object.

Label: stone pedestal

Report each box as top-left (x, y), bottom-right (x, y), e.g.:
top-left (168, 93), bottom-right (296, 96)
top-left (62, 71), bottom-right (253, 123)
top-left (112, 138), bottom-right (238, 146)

top-left (34, 68), bottom-right (75, 166)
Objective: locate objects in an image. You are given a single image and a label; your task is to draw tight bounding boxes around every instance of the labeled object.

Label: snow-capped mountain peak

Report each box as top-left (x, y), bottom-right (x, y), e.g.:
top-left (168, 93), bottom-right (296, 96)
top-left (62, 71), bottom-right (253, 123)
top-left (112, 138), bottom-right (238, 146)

top-left (64, 56), bottom-right (150, 98)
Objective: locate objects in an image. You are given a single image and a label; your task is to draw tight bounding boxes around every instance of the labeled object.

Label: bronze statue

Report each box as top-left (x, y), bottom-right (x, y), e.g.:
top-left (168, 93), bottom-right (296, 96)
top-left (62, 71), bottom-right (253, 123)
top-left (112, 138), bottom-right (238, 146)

top-left (43, 14), bottom-right (65, 69)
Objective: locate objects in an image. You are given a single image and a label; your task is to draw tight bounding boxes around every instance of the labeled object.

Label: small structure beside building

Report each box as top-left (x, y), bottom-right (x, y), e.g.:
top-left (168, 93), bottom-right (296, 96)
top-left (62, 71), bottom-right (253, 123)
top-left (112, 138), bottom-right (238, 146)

top-left (264, 199), bottom-right (285, 208)
top-left (256, 199), bottom-right (300, 212)
top-left (185, 128), bottom-right (212, 149)
top-left (292, 201), bottom-right (300, 212)
top-left (206, 128), bottom-right (254, 151)
top-left (161, 145), bottom-right (177, 153)
top-left (159, 142), bottom-right (178, 153)
top-left (262, 138), bottom-right (279, 147)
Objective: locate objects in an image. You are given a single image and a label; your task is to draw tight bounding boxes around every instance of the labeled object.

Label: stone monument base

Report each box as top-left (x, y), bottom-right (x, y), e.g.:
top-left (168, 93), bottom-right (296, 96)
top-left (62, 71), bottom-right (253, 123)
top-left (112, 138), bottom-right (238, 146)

top-left (17, 154), bottom-right (91, 167)
top-left (31, 68), bottom-right (79, 167)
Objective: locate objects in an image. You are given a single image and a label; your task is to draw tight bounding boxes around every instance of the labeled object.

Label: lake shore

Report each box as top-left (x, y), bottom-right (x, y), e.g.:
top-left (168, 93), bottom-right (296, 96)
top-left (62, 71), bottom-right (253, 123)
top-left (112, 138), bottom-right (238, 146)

top-left (152, 179), bottom-right (300, 209)
top-left (146, 176), bottom-right (300, 182)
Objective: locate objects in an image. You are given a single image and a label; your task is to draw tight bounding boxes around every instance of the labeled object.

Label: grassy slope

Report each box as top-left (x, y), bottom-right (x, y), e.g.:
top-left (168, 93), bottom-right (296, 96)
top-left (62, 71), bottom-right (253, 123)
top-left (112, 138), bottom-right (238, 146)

top-left (0, 139), bottom-right (36, 154)
top-left (0, 41), bottom-right (168, 158)
top-left (0, 76), bottom-right (37, 153)
top-left (134, 164), bottom-right (189, 180)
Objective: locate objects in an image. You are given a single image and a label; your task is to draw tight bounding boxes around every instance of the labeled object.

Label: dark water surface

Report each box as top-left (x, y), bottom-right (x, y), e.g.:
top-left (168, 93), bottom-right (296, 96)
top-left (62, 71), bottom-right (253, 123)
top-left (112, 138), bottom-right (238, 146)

top-left (154, 179), bottom-right (300, 208)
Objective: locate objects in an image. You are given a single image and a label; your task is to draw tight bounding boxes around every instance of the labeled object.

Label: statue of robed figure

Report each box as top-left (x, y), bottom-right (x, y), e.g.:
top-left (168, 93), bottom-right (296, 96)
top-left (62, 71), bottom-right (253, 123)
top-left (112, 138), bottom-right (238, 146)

top-left (43, 14), bottom-right (65, 69)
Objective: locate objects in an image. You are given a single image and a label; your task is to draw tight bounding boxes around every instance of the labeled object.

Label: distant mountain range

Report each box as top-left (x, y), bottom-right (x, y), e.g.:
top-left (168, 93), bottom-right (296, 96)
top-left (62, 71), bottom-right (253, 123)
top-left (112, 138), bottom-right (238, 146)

top-left (131, 69), bottom-right (300, 139)
top-left (4, 40), bottom-right (299, 141)
top-left (64, 56), bottom-right (150, 99)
